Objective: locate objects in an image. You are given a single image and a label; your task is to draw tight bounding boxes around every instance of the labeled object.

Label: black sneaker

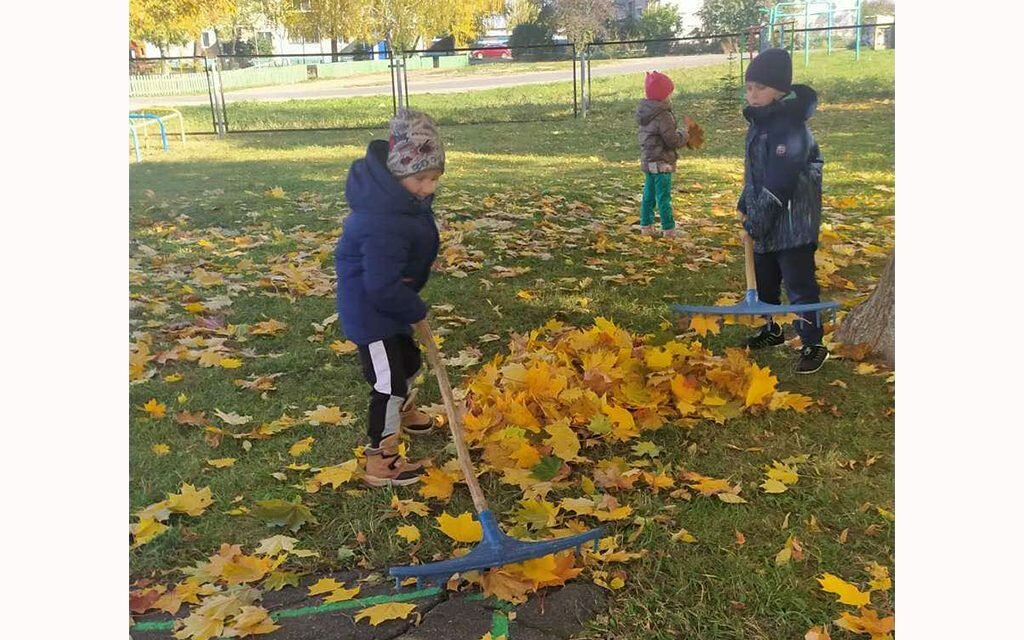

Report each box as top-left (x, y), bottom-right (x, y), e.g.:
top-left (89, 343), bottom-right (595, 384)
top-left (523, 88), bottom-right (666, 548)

top-left (746, 323), bottom-right (785, 349)
top-left (795, 345), bottom-right (829, 374)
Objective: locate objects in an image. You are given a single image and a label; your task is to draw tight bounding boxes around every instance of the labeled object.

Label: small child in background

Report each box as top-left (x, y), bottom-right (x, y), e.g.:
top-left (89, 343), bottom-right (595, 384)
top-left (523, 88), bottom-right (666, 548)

top-left (737, 48), bottom-right (829, 374)
top-left (335, 109), bottom-right (445, 486)
top-left (636, 70), bottom-right (689, 239)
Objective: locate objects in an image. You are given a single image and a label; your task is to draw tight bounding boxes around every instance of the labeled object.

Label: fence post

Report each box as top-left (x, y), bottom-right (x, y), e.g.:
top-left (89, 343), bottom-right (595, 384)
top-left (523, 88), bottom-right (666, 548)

top-left (580, 45), bottom-right (589, 118)
top-left (572, 42), bottom-right (578, 118)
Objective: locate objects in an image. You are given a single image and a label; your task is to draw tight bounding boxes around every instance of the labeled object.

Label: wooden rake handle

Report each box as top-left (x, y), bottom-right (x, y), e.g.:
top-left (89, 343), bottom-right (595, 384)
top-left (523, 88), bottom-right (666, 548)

top-left (413, 319), bottom-right (490, 514)
top-left (741, 229), bottom-right (758, 292)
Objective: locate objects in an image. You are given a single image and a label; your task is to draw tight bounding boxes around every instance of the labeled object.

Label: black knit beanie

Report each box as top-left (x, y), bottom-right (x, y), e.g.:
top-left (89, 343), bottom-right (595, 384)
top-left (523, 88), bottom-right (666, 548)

top-left (745, 48), bottom-right (792, 93)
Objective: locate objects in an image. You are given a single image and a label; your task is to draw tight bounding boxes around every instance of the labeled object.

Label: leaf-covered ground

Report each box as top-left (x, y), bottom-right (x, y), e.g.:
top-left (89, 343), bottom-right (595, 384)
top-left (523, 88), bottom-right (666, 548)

top-left (130, 51), bottom-right (895, 639)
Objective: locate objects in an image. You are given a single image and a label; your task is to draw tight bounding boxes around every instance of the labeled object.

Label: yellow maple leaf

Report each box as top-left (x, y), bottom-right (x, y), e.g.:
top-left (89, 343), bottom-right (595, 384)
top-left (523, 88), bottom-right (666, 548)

top-left (689, 314), bottom-right (721, 337)
top-left (543, 420), bottom-right (581, 461)
top-left (818, 573), bottom-right (871, 606)
top-left (323, 586), bottom-right (361, 603)
top-left (516, 499), bottom-right (560, 530)
top-left (184, 302), bottom-right (207, 314)
top-left (766, 461), bottom-right (799, 485)
top-left (253, 535), bottom-right (297, 556)
top-left (330, 340), bottom-right (358, 355)
top-left (866, 562), bottom-right (893, 592)
top-left (770, 391), bottom-right (814, 412)
top-left (396, 524), bottom-right (421, 543)
top-left (173, 611), bottom-right (223, 640)
top-left (834, 607), bottom-right (894, 638)
top-left (559, 497), bottom-right (596, 515)
top-left (419, 467), bottom-right (456, 501)
top-left (516, 554), bottom-right (561, 584)
top-left (198, 351), bottom-right (223, 367)
top-left (289, 436), bottom-right (315, 457)
top-left (744, 363), bottom-right (778, 407)
top-left (265, 186), bottom-right (286, 199)
top-left (307, 577), bottom-right (343, 596)
top-left (220, 554), bottom-right (273, 584)
top-left (142, 399), bottom-right (167, 419)
top-left (643, 347), bottom-right (674, 370)
top-left (436, 512), bottom-right (483, 543)
top-left (166, 483), bottom-right (214, 517)
top-left (207, 458), bottom-right (236, 469)
top-left (391, 495), bottom-right (431, 517)
top-left (164, 373), bottom-right (184, 383)
top-left (353, 602), bottom-right (417, 626)
top-left (594, 505), bottom-right (633, 521)
top-left (250, 319), bottom-right (288, 336)
top-left (311, 459), bottom-right (358, 489)
top-left (219, 357), bottom-right (243, 369)
top-left (152, 443), bottom-right (171, 456)
top-left (601, 399), bottom-right (638, 442)
top-left (516, 289), bottom-right (536, 300)
top-left (225, 605), bottom-right (279, 636)
top-left (855, 363), bottom-right (879, 375)
top-left (717, 492), bottom-right (748, 504)
top-left (305, 405), bottom-right (352, 426)
top-left (671, 528), bottom-right (697, 543)
top-left (131, 517), bottom-right (169, 548)
top-left (761, 478), bottom-right (789, 494)
top-left (479, 567), bottom-right (534, 604)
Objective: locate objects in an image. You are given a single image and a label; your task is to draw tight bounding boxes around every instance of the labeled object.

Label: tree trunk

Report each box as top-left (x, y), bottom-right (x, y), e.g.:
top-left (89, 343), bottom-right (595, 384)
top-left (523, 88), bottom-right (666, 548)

top-left (835, 253), bottom-right (895, 368)
top-left (331, 36), bottom-right (339, 63)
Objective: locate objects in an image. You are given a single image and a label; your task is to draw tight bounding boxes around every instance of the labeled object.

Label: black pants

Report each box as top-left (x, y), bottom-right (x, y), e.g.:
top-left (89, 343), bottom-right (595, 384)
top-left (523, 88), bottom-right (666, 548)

top-left (357, 334), bottom-right (422, 447)
top-left (754, 243), bottom-right (824, 346)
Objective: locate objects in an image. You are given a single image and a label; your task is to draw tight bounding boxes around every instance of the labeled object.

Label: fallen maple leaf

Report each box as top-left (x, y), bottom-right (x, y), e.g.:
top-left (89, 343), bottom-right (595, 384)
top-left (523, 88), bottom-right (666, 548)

top-left (323, 586), bottom-right (361, 603)
top-left (834, 607), bottom-right (894, 638)
top-left (818, 573), bottom-right (871, 606)
top-left (353, 602), bottom-right (417, 626)
top-left (249, 319), bottom-right (288, 336)
top-left (307, 577), bottom-right (343, 596)
top-left (329, 340), bottom-right (358, 355)
top-left (253, 535), bottom-right (298, 556)
top-left (436, 511), bottom-right (483, 543)
top-left (142, 399), bottom-right (167, 419)
top-left (689, 314), bottom-right (720, 337)
top-left (289, 436), bottom-right (315, 457)
top-left (684, 116), bottom-right (705, 149)
top-left (252, 497), bottom-right (318, 533)
top-left (207, 458), bottom-right (237, 469)
top-left (304, 405), bottom-right (353, 426)
top-left (671, 528), bottom-right (697, 543)
top-left (390, 495), bottom-right (431, 517)
top-left (152, 443), bottom-right (171, 456)
top-left (419, 467), bottom-right (457, 501)
top-left (167, 483), bottom-right (214, 517)
top-left (223, 605), bottom-right (279, 637)
top-left (214, 409), bottom-right (252, 426)
top-left (396, 524), bottom-right (421, 543)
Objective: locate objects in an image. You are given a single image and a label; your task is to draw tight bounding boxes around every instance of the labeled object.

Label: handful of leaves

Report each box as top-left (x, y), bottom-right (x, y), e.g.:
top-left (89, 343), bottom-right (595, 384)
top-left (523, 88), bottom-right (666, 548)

top-left (683, 116), bottom-right (704, 150)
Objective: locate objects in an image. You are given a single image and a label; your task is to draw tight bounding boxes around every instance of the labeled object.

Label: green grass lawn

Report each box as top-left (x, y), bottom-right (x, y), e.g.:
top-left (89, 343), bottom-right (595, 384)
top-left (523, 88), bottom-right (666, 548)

top-left (129, 50), bottom-right (894, 639)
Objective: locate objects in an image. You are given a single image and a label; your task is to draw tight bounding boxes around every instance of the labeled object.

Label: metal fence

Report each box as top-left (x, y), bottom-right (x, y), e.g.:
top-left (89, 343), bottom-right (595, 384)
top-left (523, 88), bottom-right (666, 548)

top-left (128, 22), bottom-right (893, 136)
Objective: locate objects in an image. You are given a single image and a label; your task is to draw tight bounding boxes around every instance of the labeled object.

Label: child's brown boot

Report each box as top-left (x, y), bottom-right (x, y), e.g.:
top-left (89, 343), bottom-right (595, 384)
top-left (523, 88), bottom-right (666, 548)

top-left (640, 225), bottom-right (656, 236)
top-left (363, 435), bottom-right (424, 487)
top-left (400, 390), bottom-right (435, 436)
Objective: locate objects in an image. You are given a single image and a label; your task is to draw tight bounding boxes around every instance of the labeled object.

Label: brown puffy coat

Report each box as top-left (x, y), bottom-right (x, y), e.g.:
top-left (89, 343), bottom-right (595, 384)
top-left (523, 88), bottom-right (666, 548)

top-left (636, 99), bottom-right (687, 172)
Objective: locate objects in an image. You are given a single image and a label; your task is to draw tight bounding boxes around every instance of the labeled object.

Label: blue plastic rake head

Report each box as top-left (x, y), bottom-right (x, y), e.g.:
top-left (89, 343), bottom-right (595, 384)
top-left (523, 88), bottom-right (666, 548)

top-left (673, 234), bottom-right (841, 326)
top-left (673, 288), bottom-right (840, 325)
top-left (389, 510), bottom-right (605, 589)
top-left (392, 320), bottom-right (608, 591)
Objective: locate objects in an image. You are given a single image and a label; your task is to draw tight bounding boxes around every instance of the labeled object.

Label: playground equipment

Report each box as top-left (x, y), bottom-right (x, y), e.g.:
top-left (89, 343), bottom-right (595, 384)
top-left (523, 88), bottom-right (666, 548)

top-left (388, 319), bottom-right (605, 589)
top-left (762, 1), bottom-right (863, 63)
top-left (128, 108), bottom-right (185, 163)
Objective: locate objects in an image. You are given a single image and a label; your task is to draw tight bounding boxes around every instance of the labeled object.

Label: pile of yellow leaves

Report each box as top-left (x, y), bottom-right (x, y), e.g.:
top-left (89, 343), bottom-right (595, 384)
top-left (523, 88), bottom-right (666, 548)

top-left (459, 317), bottom-right (811, 471)
top-left (409, 318), bottom-right (815, 603)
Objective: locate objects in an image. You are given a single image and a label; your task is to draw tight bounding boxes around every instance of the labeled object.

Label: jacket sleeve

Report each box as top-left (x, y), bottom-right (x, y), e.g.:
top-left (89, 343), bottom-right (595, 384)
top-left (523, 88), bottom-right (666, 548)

top-left (658, 112), bottom-right (687, 149)
top-left (743, 188), bottom-right (784, 239)
top-left (360, 227), bottom-right (428, 324)
top-left (763, 125), bottom-right (812, 206)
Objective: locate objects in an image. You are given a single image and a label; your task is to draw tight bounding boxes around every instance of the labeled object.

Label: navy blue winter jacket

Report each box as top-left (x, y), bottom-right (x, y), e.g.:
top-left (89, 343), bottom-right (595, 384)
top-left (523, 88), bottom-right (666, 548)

top-left (335, 140), bottom-right (440, 345)
top-left (738, 85), bottom-right (824, 254)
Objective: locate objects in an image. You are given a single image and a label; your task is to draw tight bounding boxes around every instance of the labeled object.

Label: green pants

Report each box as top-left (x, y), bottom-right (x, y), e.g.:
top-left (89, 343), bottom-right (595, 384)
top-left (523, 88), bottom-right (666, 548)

top-left (639, 172), bottom-right (675, 230)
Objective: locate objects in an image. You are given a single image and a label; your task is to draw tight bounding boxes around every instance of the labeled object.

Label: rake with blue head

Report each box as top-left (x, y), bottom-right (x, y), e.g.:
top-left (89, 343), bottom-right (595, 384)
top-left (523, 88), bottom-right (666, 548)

top-left (389, 320), bottom-right (605, 590)
top-left (673, 232), bottom-right (840, 324)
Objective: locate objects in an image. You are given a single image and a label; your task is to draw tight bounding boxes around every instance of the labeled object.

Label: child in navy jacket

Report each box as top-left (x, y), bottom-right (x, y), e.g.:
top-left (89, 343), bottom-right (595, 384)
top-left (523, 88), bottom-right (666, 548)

top-left (335, 109), bottom-right (444, 486)
top-left (737, 49), bottom-right (829, 374)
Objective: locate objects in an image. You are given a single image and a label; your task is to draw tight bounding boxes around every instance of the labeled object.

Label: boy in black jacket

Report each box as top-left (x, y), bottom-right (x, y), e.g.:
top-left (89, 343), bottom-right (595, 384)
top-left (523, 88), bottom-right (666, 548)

top-left (737, 48), bottom-right (829, 374)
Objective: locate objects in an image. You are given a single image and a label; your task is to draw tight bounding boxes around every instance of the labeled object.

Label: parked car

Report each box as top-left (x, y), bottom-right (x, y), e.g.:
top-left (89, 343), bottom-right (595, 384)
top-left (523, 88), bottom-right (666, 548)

top-left (470, 44), bottom-right (513, 60)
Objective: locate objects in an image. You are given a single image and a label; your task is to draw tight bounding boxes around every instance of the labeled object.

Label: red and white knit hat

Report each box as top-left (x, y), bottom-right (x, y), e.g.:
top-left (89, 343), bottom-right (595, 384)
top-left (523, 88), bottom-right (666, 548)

top-left (386, 109), bottom-right (446, 178)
